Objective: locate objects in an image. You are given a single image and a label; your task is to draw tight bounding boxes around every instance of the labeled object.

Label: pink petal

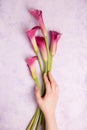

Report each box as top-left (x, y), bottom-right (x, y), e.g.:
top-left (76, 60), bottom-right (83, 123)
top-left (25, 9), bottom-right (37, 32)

top-left (26, 56), bottom-right (37, 66)
top-left (50, 31), bottom-right (61, 56)
top-left (26, 26), bottom-right (40, 52)
top-left (26, 26), bottom-right (40, 40)
top-left (29, 9), bottom-right (42, 20)
top-left (50, 31), bottom-right (61, 42)
top-left (25, 56), bottom-right (38, 79)
top-left (29, 9), bottom-right (46, 35)
top-left (35, 36), bottom-right (47, 61)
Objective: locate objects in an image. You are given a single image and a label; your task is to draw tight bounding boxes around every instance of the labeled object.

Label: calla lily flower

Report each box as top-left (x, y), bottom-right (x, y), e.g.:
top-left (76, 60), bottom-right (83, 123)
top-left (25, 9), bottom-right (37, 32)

top-left (25, 56), bottom-right (38, 80)
top-left (50, 31), bottom-right (61, 56)
top-left (26, 26), bottom-right (40, 53)
top-left (29, 9), bottom-right (46, 36)
top-left (35, 36), bottom-right (47, 62)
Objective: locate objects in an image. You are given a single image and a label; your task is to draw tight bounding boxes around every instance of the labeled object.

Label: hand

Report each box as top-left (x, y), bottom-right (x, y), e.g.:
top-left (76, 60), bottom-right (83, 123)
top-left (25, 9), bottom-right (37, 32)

top-left (35, 72), bottom-right (59, 118)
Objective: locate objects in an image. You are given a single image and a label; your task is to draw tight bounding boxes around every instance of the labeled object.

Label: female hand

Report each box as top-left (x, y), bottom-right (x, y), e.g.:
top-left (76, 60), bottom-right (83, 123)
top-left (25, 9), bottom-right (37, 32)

top-left (35, 72), bottom-right (59, 118)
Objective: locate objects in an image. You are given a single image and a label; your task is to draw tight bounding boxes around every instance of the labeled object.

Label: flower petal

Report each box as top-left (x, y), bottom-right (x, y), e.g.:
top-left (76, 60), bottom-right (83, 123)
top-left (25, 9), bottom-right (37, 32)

top-left (29, 9), bottom-right (46, 35)
top-left (26, 26), bottom-right (40, 52)
top-left (25, 56), bottom-right (38, 79)
top-left (30, 9), bottom-right (42, 20)
top-left (50, 31), bottom-right (61, 56)
top-left (35, 36), bottom-right (47, 61)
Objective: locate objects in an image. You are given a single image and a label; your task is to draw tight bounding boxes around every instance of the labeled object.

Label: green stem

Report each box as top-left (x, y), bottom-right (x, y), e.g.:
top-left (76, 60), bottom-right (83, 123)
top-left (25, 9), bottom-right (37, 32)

top-left (36, 51), bottom-right (46, 96)
top-left (30, 107), bottom-right (40, 130)
top-left (26, 114), bottom-right (35, 130)
top-left (44, 61), bottom-right (47, 74)
top-left (27, 82), bottom-right (45, 130)
top-left (36, 110), bottom-right (43, 130)
top-left (27, 43), bottom-right (48, 130)
top-left (34, 52), bottom-right (46, 129)
top-left (41, 112), bottom-right (46, 130)
top-left (36, 51), bottom-right (45, 96)
top-left (49, 55), bottom-right (53, 71)
top-left (26, 107), bottom-right (39, 130)
top-left (27, 52), bottom-right (45, 129)
top-left (34, 76), bottom-right (40, 89)
top-left (44, 35), bottom-right (50, 71)
top-left (36, 52), bottom-right (43, 73)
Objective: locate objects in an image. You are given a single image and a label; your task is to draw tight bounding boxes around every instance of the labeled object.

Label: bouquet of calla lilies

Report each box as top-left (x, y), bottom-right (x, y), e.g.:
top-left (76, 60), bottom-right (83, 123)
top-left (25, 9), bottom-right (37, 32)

top-left (25, 9), bottom-right (61, 130)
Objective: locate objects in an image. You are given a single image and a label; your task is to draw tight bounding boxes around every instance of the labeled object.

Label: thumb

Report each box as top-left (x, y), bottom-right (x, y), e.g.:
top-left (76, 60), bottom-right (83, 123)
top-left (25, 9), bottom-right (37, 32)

top-left (35, 87), bottom-right (42, 105)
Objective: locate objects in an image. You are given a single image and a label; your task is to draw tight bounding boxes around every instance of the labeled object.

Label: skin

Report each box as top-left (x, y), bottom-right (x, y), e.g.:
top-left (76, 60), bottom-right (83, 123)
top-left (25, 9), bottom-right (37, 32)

top-left (35, 72), bottom-right (58, 130)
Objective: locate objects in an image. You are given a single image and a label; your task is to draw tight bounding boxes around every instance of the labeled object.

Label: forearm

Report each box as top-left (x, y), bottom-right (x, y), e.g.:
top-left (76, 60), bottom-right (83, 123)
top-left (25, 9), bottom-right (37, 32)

top-left (45, 113), bottom-right (58, 130)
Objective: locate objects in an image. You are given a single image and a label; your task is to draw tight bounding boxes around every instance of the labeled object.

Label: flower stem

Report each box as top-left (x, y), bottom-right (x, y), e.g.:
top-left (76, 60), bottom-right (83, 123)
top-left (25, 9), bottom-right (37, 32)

top-left (26, 114), bottom-right (35, 130)
top-left (27, 42), bottom-right (47, 130)
top-left (26, 107), bottom-right (40, 130)
top-left (36, 51), bottom-right (43, 73)
top-left (49, 55), bottom-right (53, 71)
top-left (34, 76), bottom-right (40, 89)
top-left (44, 61), bottom-right (47, 74)
top-left (35, 52), bottom-right (46, 96)
top-left (41, 112), bottom-right (46, 130)
top-left (30, 107), bottom-right (40, 130)
top-left (36, 51), bottom-right (46, 96)
top-left (36, 110), bottom-right (43, 130)
top-left (44, 35), bottom-right (50, 71)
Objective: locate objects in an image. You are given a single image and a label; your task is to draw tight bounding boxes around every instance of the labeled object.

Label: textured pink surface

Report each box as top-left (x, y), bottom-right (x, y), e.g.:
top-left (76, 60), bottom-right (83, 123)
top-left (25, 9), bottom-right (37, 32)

top-left (0, 0), bottom-right (87, 130)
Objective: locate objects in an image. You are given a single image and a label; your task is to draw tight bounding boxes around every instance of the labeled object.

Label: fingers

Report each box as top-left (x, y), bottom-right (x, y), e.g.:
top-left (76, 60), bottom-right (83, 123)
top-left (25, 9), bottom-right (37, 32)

top-left (48, 72), bottom-right (58, 88)
top-left (43, 73), bottom-right (51, 92)
top-left (48, 72), bottom-right (55, 85)
top-left (35, 87), bottom-right (42, 105)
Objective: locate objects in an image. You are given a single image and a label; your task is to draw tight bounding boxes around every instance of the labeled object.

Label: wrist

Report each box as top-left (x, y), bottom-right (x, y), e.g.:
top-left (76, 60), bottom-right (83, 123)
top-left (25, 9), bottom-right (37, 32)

top-left (44, 111), bottom-right (56, 122)
top-left (44, 112), bottom-right (58, 130)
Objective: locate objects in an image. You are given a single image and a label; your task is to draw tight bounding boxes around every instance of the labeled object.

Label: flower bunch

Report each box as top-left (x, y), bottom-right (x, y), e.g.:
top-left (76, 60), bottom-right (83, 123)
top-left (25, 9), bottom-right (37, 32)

top-left (25, 9), bottom-right (61, 130)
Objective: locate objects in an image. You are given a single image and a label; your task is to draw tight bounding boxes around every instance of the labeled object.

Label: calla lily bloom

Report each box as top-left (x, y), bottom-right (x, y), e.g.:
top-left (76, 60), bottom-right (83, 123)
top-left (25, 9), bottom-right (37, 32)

top-left (29, 9), bottom-right (46, 36)
top-left (26, 26), bottom-right (40, 53)
top-left (35, 36), bottom-right (47, 62)
top-left (25, 56), bottom-right (38, 80)
top-left (50, 31), bottom-right (61, 56)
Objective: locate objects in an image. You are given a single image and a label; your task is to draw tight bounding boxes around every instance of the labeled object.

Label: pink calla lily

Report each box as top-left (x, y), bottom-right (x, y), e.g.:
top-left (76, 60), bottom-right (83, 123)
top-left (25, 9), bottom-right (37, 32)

top-left (25, 56), bottom-right (38, 79)
top-left (50, 31), bottom-right (61, 56)
top-left (35, 36), bottom-right (47, 62)
top-left (26, 26), bottom-right (40, 52)
top-left (25, 9), bottom-right (62, 130)
top-left (29, 9), bottom-right (46, 36)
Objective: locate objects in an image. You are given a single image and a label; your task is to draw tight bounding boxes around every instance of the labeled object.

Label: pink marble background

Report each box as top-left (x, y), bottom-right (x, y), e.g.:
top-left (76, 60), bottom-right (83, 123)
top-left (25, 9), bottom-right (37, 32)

top-left (0, 0), bottom-right (87, 130)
